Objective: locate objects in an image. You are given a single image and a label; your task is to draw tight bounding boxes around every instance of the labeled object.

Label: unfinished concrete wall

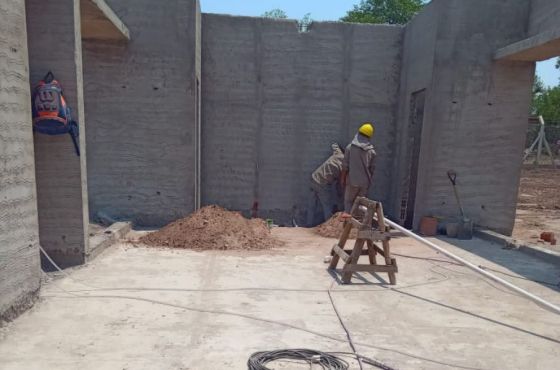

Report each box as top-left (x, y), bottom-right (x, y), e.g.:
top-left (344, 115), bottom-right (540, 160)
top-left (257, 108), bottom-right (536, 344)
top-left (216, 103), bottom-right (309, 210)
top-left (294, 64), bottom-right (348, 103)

top-left (202, 15), bottom-right (403, 224)
top-left (528, 0), bottom-right (560, 37)
top-left (26, 0), bottom-right (89, 267)
top-left (83, 0), bottom-right (201, 226)
top-left (0, 0), bottom-right (41, 321)
top-left (401, 0), bottom-right (534, 234)
top-left (389, 2), bottom-right (440, 222)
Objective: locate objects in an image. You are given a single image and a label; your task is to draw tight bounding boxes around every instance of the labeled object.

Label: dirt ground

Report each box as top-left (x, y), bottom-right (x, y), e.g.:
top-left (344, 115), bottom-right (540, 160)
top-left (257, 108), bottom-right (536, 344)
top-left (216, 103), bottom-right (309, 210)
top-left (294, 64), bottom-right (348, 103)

top-left (140, 205), bottom-right (281, 250)
top-left (513, 165), bottom-right (560, 248)
top-left (315, 212), bottom-right (358, 239)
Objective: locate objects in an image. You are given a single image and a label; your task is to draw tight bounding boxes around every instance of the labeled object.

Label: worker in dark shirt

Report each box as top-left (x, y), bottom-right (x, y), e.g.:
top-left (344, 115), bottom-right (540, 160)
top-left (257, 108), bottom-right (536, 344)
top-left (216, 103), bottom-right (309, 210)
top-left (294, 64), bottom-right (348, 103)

top-left (307, 143), bottom-right (345, 226)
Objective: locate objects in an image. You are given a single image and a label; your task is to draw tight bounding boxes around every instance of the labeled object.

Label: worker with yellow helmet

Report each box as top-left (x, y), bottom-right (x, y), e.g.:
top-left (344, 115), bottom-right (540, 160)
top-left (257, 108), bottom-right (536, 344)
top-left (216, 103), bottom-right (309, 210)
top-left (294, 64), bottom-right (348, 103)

top-left (341, 122), bottom-right (377, 214)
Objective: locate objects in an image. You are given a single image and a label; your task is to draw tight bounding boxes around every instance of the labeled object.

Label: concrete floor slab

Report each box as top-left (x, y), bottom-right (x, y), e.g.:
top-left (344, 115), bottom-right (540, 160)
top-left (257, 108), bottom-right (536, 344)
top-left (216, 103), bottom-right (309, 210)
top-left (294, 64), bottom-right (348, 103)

top-left (1, 228), bottom-right (559, 369)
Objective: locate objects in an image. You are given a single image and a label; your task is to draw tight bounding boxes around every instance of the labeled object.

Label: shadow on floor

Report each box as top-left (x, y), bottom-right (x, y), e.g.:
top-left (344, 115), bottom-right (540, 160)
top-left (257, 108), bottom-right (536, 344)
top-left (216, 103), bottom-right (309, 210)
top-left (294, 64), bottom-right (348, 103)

top-left (434, 236), bottom-right (560, 293)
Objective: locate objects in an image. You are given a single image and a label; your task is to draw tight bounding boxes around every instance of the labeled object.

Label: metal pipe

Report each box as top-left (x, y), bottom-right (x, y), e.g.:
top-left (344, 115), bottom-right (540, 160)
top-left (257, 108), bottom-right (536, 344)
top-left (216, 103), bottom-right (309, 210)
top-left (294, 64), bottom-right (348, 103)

top-left (385, 219), bottom-right (560, 315)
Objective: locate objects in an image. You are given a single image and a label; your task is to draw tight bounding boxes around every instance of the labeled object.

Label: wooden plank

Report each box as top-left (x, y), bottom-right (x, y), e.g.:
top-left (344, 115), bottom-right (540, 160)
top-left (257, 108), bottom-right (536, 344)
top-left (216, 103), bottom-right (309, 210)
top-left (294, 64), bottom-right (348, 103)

top-left (357, 229), bottom-right (389, 241)
top-left (343, 264), bottom-right (398, 273)
top-left (366, 240), bottom-right (377, 265)
top-left (376, 202), bottom-right (397, 285)
top-left (373, 244), bottom-right (386, 257)
top-left (329, 221), bottom-right (353, 270)
top-left (350, 218), bottom-right (364, 230)
top-left (342, 239), bottom-right (365, 283)
top-left (343, 249), bottom-right (369, 256)
top-left (356, 197), bottom-right (377, 209)
top-left (332, 244), bottom-right (350, 263)
top-left (391, 258), bottom-right (399, 273)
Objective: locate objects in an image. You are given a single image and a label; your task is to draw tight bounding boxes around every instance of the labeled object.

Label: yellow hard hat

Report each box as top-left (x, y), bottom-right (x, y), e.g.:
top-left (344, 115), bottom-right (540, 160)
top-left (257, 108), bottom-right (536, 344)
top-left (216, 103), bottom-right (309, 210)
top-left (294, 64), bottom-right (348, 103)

top-left (358, 123), bottom-right (375, 138)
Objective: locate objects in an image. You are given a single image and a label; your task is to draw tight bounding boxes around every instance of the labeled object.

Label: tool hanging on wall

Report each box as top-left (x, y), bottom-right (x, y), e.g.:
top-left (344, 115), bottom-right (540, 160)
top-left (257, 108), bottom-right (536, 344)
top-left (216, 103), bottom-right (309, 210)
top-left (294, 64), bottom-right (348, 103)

top-left (447, 170), bottom-right (473, 240)
top-left (32, 71), bottom-right (80, 156)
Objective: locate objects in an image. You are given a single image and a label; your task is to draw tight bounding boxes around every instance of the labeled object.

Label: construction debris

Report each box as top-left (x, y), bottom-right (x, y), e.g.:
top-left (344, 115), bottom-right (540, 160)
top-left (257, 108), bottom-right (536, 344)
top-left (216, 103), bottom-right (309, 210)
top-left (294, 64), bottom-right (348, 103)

top-left (315, 213), bottom-right (358, 239)
top-left (140, 205), bottom-right (282, 250)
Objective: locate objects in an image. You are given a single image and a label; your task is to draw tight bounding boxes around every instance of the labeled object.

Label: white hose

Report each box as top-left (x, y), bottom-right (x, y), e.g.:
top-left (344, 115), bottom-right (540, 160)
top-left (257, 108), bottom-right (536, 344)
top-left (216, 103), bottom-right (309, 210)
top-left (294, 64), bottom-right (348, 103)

top-left (385, 219), bottom-right (560, 315)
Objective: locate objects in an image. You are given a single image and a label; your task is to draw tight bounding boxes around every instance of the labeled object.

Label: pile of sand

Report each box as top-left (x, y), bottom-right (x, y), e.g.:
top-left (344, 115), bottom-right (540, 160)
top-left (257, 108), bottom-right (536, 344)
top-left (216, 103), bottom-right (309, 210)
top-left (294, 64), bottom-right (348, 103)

top-left (315, 212), bottom-right (357, 239)
top-left (140, 205), bottom-right (282, 250)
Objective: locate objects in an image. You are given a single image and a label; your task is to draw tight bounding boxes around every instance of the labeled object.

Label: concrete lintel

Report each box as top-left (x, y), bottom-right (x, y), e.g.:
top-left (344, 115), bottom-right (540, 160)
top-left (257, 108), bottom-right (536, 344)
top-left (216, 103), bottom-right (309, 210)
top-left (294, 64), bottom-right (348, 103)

top-left (81, 0), bottom-right (130, 41)
top-left (495, 27), bottom-right (560, 62)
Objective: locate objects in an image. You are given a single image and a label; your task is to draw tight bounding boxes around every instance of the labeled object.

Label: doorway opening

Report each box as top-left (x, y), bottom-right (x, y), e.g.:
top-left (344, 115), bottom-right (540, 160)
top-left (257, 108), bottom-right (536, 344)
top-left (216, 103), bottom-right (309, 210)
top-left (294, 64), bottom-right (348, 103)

top-left (513, 58), bottom-right (560, 245)
top-left (400, 89), bottom-right (426, 229)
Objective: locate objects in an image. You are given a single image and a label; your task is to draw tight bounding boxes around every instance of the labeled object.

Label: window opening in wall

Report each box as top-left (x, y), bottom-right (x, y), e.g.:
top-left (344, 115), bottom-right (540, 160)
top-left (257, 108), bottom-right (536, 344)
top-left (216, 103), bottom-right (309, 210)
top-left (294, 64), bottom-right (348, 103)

top-left (298, 13), bottom-right (313, 33)
top-left (513, 57), bottom-right (560, 243)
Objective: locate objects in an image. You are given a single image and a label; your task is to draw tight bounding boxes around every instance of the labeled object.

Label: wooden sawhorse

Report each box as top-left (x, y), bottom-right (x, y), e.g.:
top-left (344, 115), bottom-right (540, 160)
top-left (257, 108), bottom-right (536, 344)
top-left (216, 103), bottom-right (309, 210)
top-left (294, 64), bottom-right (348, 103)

top-left (328, 197), bottom-right (398, 284)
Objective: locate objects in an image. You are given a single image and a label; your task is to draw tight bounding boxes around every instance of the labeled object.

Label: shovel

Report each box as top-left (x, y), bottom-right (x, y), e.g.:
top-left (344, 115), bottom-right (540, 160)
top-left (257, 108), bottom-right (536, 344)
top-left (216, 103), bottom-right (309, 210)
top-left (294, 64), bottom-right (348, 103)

top-left (447, 170), bottom-right (473, 240)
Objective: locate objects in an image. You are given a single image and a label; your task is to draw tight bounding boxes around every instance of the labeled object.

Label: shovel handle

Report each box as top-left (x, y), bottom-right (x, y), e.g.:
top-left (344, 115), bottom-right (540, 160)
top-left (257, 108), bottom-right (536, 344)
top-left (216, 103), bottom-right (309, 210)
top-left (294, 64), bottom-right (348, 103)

top-left (447, 170), bottom-right (457, 185)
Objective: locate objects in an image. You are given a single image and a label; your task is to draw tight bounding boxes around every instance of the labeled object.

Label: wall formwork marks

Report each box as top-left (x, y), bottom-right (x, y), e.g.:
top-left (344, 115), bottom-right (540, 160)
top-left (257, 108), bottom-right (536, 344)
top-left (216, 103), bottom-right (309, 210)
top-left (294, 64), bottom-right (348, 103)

top-left (84, 0), bottom-right (201, 227)
top-left (406, 0), bottom-right (535, 235)
top-left (201, 15), bottom-right (403, 225)
top-left (0, 0), bottom-right (41, 321)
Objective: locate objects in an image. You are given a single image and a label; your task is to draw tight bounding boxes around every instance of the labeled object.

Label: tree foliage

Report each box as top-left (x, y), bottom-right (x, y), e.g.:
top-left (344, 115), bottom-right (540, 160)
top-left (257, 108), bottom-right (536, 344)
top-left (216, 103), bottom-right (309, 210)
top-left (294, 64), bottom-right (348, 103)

top-left (532, 75), bottom-right (560, 123)
top-left (341, 0), bottom-right (424, 25)
top-left (262, 9), bottom-right (288, 19)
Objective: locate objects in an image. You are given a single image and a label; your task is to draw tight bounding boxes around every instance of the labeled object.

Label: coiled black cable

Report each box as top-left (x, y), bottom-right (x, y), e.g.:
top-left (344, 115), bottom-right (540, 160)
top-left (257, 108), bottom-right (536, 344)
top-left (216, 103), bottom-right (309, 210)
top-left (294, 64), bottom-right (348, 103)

top-left (248, 349), bottom-right (349, 369)
top-left (247, 349), bottom-right (397, 370)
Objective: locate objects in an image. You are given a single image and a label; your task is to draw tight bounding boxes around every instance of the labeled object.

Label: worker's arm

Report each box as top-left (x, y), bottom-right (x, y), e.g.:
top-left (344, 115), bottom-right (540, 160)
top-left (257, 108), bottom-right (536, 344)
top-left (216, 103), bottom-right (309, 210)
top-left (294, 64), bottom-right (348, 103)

top-left (368, 150), bottom-right (376, 186)
top-left (341, 148), bottom-right (350, 189)
top-left (340, 169), bottom-right (348, 189)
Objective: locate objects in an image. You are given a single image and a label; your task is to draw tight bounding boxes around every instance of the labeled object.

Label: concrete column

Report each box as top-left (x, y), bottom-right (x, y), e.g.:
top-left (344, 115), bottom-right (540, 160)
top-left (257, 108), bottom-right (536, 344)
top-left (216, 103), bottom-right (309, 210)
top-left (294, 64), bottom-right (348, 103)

top-left (26, 0), bottom-right (89, 267)
top-left (0, 0), bottom-right (41, 321)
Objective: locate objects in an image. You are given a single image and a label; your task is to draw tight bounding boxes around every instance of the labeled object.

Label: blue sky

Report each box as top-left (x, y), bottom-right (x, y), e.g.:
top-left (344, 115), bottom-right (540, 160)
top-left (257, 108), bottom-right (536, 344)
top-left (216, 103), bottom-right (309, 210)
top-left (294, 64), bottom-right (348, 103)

top-left (201, 0), bottom-right (560, 87)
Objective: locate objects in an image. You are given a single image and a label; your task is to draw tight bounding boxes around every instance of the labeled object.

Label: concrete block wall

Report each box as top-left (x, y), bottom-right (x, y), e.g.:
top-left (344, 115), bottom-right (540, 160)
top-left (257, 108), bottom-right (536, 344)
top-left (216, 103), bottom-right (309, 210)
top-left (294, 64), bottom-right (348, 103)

top-left (26, 0), bottom-right (90, 267)
top-left (84, 0), bottom-right (201, 227)
top-left (528, 0), bottom-right (560, 37)
top-left (389, 1), bottom-right (440, 221)
top-left (0, 0), bottom-right (41, 321)
top-left (403, 0), bottom-right (535, 235)
top-left (202, 15), bottom-right (403, 225)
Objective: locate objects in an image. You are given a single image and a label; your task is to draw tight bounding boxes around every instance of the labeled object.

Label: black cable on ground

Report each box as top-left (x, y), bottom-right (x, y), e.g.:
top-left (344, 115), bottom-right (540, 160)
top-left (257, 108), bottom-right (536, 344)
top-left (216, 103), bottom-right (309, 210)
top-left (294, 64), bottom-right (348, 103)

top-left (39, 246), bottom-right (484, 370)
top-left (247, 349), bottom-right (397, 370)
top-left (247, 349), bottom-right (349, 370)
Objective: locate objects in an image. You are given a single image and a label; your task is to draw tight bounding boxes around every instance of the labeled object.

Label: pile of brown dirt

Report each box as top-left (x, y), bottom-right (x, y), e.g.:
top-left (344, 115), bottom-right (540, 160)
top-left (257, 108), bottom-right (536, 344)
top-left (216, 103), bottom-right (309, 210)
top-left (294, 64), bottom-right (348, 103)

top-left (140, 205), bottom-right (282, 250)
top-left (315, 213), bottom-right (357, 239)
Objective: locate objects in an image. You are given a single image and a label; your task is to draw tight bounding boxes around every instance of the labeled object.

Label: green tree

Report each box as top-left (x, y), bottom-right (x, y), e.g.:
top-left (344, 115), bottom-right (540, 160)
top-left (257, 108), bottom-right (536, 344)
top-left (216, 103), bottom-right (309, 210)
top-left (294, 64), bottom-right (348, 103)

top-left (341, 0), bottom-right (424, 25)
top-left (533, 75), bottom-right (546, 95)
top-left (532, 76), bottom-right (560, 123)
top-left (262, 9), bottom-right (288, 19)
top-left (299, 13), bottom-right (313, 32)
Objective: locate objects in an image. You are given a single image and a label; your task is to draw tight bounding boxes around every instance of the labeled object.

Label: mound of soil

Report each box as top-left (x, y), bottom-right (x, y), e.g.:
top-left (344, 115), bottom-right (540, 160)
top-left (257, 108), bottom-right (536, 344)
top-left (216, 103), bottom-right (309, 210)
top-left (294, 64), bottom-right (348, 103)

top-left (315, 213), bottom-right (357, 239)
top-left (140, 205), bottom-right (282, 250)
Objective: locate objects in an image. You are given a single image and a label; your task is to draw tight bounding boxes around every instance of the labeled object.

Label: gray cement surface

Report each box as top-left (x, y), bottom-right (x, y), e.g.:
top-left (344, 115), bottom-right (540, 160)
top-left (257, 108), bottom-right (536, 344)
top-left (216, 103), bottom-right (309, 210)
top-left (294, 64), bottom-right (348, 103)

top-left (1, 229), bottom-right (559, 369)
top-left (528, 0), bottom-right (560, 38)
